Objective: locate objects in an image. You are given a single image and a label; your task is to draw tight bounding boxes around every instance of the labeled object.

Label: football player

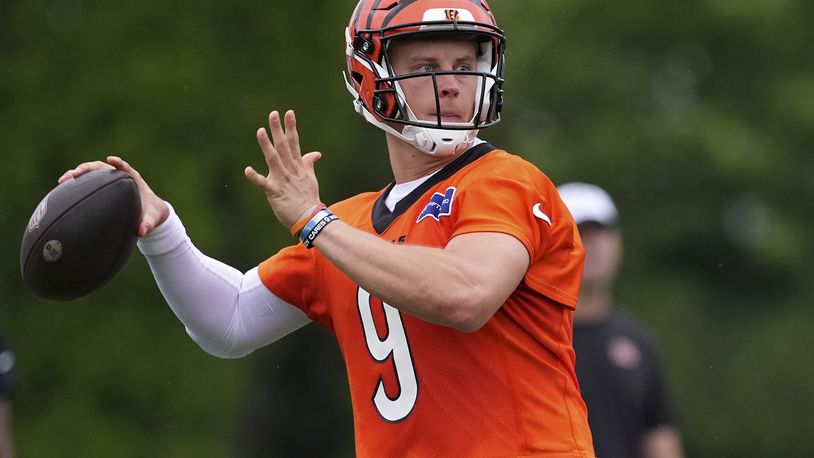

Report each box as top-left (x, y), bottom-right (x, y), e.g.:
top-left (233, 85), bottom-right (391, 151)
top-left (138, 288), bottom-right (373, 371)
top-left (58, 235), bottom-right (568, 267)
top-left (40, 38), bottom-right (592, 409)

top-left (61, 1), bottom-right (595, 456)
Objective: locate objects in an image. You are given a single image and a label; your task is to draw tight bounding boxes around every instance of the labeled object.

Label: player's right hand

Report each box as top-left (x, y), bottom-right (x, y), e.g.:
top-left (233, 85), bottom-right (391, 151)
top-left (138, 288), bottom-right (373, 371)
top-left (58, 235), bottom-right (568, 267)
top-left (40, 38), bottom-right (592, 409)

top-left (244, 110), bottom-right (323, 230)
top-left (58, 156), bottom-right (170, 237)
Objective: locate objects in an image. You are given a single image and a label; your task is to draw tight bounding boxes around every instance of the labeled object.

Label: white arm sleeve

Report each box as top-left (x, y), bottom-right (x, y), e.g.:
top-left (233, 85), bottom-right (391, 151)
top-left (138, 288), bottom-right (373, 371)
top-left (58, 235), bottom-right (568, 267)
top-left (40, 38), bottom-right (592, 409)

top-left (137, 203), bottom-right (311, 359)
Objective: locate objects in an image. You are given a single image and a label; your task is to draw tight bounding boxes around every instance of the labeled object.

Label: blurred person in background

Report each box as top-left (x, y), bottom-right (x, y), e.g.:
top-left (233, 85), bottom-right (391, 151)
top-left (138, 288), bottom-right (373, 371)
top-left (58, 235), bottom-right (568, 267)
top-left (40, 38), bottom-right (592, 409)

top-left (0, 327), bottom-right (15, 458)
top-left (558, 182), bottom-right (684, 458)
top-left (58, 0), bottom-right (596, 456)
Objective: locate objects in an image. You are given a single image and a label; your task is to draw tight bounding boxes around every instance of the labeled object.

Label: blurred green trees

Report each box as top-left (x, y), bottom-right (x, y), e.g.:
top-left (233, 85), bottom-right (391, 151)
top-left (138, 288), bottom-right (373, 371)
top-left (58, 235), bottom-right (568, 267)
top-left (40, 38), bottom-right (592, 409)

top-left (1, 0), bottom-right (812, 456)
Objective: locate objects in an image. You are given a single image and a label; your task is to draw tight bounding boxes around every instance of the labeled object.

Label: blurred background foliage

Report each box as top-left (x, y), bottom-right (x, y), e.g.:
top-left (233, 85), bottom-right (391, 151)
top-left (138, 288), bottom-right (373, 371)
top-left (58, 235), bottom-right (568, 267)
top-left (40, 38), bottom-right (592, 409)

top-left (1, 0), bottom-right (812, 456)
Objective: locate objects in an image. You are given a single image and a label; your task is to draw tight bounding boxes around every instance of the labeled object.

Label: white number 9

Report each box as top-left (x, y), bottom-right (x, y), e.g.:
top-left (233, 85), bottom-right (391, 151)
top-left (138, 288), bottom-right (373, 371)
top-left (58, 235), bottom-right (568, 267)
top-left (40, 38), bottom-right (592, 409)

top-left (356, 287), bottom-right (418, 422)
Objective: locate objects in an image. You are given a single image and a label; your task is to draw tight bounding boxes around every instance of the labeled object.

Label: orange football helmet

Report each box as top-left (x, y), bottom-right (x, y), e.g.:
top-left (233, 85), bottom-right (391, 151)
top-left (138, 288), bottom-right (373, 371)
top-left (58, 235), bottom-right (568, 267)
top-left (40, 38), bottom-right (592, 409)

top-left (344, 0), bottom-right (506, 156)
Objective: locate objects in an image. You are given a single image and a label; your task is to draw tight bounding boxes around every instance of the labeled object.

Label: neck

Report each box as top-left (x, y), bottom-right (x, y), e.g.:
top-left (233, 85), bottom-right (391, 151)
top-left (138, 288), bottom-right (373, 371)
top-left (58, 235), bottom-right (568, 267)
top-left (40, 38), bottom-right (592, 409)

top-left (385, 133), bottom-right (459, 183)
top-left (574, 286), bottom-right (614, 324)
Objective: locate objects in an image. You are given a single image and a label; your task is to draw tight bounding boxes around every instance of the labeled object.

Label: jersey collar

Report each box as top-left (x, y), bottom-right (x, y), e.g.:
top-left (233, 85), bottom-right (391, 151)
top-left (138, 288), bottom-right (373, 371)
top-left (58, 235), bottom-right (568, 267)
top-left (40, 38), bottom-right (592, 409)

top-left (371, 142), bottom-right (496, 234)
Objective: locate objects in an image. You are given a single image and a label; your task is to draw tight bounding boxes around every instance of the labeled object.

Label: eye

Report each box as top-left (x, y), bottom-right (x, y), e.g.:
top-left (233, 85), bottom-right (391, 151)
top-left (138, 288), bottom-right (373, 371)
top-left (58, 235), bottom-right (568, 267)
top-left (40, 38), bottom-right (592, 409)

top-left (455, 64), bottom-right (472, 72)
top-left (415, 64), bottom-right (434, 73)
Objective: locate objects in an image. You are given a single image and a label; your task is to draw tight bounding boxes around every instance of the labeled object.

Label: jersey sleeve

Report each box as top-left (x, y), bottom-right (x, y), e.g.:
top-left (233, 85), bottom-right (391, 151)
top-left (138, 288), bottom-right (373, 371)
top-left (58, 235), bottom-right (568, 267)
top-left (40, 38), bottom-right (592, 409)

top-left (450, 175), bottom-right (540, 254)
top-left (450, 158), bottom-right (584, 307)
top-left (257, 244), bottom-right (334, 330)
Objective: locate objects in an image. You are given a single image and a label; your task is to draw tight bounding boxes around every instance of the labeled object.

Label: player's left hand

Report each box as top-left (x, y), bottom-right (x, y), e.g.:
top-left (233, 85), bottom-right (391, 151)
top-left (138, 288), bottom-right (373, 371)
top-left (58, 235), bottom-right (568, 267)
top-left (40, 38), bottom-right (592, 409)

top-left (244, 110), bottom-right (323, 229)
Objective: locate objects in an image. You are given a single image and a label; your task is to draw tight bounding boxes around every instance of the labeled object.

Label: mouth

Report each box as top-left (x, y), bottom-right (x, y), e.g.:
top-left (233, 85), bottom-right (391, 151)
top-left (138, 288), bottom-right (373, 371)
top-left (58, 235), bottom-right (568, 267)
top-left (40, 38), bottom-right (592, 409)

top-left (433, 113), bottom-right (463, 123)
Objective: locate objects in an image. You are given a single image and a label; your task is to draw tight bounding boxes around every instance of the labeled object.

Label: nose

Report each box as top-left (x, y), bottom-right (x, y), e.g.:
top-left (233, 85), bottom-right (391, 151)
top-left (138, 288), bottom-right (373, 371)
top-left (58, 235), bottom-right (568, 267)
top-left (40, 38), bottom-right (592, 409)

top-left (436, 73), bottom-right (460, 99)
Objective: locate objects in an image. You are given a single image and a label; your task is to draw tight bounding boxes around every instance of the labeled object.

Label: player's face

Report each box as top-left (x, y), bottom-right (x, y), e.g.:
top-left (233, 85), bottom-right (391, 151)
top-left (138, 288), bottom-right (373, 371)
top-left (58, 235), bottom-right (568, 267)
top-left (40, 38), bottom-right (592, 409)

top-left (579, 223), bottom-right (622, 289)
top-left (388, 38), bottom-right (479, 124)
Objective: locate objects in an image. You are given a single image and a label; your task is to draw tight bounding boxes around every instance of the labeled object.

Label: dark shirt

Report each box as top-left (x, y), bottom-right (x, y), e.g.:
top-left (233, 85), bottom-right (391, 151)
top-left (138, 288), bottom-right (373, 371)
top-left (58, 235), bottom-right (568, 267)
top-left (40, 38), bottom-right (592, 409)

top-left (573, 309), bottom-right (676, 458)
top-left (0, 329), bottom-right (14, 400)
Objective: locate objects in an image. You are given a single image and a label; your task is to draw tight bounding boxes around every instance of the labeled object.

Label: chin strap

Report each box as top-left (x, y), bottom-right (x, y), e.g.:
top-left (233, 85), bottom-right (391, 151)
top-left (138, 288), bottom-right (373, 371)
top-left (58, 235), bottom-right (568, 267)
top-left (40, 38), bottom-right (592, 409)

top-left (402, 125), bottom-right (476, 156)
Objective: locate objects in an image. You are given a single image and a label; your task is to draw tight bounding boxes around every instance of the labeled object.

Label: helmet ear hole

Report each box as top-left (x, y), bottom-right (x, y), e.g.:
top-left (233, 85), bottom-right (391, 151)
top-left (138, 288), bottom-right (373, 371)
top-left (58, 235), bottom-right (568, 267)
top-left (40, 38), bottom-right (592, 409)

top-left (373, 96), bottom-right (388, 113)
top-left (353, 37), bottom-right (375, 54)
top-left (373, 91), bottom-right (398, 118)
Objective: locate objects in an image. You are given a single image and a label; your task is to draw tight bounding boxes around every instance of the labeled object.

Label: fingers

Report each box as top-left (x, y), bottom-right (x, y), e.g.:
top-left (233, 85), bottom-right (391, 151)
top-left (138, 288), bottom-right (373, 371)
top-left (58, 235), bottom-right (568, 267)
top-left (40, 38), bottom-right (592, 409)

top-left (266, 110), bottom-right (302, 165)
top-left (107, 156), bottom-right (135, 175)
top-left (283, 110), bottom-right (301, 161)
top-left (256, 127), bottom-right (286, 175)
top-left (58, 160), bottom-right (114, 184)
top-left (57, 155), bottom-right (136, 185)
top-left (255, 110), bottom-right (303, 179)
top-left (267, 111), bottom-right (287, 159)
top-left (107, 155), bottom-right (150, 191)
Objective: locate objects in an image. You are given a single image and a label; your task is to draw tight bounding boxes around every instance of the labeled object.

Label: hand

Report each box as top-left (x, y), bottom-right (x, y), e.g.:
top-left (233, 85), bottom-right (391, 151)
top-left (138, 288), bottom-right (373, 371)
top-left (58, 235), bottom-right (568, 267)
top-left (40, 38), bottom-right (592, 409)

top-left (58, 156), bottom-right (170, 237)
top-left (244, 110), bottom-right (323, 229)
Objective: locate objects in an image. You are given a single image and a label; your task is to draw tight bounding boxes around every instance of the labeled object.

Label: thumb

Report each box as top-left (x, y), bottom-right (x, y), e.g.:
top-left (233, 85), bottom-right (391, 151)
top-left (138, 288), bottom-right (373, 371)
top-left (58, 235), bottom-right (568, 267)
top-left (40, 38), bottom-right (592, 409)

top-left (302, 151), bottom-right (322, 169)
top-left (244, 166), bottom-right (268, 190)
top-left (138, 221), bottom-right (154, 238)
top-left (137, 207), bottom-right (159, 237)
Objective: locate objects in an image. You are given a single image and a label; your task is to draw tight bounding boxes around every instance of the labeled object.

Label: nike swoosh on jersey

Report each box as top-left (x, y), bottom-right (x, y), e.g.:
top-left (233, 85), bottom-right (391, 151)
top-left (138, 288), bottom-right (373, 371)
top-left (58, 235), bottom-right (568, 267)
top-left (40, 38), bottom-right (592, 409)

top-left (532, 203), bottom-right (552, 226)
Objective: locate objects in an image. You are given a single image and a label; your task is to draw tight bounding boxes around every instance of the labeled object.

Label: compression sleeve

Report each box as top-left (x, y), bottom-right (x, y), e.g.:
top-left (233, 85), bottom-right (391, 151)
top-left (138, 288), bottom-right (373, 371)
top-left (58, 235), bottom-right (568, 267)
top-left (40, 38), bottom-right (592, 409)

top-left (136, 203), bottom-right (311, 359)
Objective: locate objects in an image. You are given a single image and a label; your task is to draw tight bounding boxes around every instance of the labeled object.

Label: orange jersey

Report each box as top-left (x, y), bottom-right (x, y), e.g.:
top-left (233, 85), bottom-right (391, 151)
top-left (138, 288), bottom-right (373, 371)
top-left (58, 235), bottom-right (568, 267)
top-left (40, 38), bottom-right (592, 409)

top-left (259, 144), bottom-right (594, 457)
